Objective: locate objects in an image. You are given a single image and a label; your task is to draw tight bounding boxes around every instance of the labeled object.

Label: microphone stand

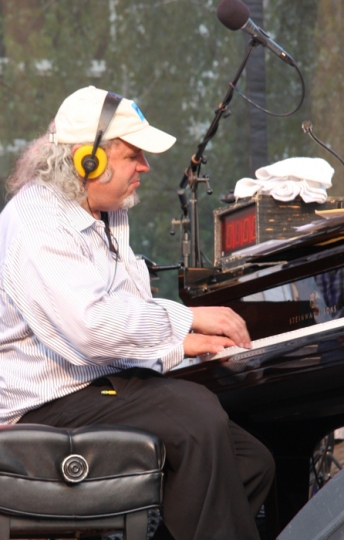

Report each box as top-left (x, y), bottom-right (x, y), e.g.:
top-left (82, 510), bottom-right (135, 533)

top-left (177, 39), bottom-right (260, 268)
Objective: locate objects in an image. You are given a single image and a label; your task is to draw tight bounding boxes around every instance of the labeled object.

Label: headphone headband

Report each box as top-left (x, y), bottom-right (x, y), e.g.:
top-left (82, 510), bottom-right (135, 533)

top-left (80, 92), bottom-right (123, 186)
top-left (96, 92), bottom-right (122, 139)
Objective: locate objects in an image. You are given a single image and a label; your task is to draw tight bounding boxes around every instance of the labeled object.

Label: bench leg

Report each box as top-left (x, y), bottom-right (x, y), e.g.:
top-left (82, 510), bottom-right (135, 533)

top-left (126, 510), bottom-right (149, 540)
top-left (0, 516), bottom-right (10, 540)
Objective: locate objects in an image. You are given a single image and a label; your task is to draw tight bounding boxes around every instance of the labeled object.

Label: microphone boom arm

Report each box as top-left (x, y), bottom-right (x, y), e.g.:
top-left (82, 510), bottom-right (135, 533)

top-left (178, 41), bottom-right (258, 268)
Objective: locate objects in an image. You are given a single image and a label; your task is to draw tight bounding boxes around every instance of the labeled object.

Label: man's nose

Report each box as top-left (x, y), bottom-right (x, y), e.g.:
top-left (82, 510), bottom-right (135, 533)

top-left (137, 152), bottom-right (150, 173)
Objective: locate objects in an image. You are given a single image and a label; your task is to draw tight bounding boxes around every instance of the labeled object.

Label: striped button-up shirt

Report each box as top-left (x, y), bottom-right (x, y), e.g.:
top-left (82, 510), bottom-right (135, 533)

top-left (0, 182), bottom-right (193, 424)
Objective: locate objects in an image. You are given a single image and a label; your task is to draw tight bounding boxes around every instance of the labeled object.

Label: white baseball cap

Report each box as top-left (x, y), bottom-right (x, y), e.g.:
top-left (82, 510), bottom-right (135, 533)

top-left (52, 86), bottom-right (176, 153)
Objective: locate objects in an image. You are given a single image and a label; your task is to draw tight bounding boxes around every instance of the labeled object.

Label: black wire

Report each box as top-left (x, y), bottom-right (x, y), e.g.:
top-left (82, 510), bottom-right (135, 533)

top-left (310, 436), bottom-right (331, 495)
top-left (86, 199), bottom-right (119, 257)
top-left (100, 211), bottom-right (119, 256)
top-left (229, 62), bottom-right (306, 118)
top-left (303, 126), bottom-right (344, 167)
top-left (310, 453), bottom-right (321, 493)
top-left (200, 251), bottom-right (213, 267)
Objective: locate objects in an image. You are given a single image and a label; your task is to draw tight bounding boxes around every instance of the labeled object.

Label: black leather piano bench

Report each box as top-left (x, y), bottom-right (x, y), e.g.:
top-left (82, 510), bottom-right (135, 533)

top-left (0, 423), bottom-right (165, 540)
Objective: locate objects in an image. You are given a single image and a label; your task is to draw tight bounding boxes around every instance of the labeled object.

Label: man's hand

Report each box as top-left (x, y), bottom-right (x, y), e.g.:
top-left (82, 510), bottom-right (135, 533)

top-left (189, 306), bottom-right (251, 349)
top-left (183, 333), bottom-right (236, 358)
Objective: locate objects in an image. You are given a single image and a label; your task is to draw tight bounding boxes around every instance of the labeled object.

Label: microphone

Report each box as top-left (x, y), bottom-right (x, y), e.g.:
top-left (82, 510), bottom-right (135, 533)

top-left (301, 120), bottom-right (313, 134)
top-left (216, 0), bottom-right (295, 66)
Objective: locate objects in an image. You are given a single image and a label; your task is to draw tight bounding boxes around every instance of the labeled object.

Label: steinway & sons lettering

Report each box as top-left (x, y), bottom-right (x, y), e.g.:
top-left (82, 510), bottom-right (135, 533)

top-left (289, 305), bottom-right (337, 325)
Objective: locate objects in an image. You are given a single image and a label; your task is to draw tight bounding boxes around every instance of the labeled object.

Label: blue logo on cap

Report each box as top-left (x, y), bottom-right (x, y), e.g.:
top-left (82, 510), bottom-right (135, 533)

top-left (132, 102), bottom-right (145, 122)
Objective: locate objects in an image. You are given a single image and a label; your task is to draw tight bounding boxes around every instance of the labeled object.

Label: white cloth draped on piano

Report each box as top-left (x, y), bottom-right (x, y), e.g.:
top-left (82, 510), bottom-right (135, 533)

top-left (234, 157), bottom-right (335, 203)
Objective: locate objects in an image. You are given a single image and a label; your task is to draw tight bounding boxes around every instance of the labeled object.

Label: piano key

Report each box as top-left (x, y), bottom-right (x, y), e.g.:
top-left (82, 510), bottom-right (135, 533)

top-left (200, 316), bottom-right (344, 363)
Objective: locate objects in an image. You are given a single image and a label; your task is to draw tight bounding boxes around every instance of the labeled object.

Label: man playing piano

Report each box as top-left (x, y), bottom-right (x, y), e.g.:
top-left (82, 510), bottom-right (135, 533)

top-left (0, 86), bottom-right (274, 540)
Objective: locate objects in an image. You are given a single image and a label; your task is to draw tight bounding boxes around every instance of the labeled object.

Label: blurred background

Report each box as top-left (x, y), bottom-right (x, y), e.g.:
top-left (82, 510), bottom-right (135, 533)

top-left (0, 0), bottom-right (342, 300)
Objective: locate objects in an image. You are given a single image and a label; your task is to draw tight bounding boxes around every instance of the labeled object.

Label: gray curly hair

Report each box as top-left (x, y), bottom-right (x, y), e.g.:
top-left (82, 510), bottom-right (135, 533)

top-left (6, 126), bottom-right (113, 201)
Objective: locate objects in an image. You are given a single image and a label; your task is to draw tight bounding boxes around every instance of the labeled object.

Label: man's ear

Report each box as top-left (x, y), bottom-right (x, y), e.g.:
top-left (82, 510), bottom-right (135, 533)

top-left (72, 144), bottom-right (82, 155)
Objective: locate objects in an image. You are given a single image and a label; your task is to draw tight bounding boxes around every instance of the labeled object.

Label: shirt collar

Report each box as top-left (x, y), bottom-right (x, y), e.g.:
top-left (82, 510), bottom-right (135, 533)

top-left (46, 184), bottom-right (102, 232)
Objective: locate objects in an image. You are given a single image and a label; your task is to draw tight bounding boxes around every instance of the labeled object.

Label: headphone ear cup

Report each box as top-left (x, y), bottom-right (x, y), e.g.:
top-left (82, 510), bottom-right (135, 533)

top-left (73, 145), bottom-right (107, 179)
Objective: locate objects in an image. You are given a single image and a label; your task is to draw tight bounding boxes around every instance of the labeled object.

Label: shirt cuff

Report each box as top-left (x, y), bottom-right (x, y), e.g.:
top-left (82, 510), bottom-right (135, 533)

top-left (159, 343), bottom-right (186, 373)
top-left (152, 298), bottom-right (193, 340)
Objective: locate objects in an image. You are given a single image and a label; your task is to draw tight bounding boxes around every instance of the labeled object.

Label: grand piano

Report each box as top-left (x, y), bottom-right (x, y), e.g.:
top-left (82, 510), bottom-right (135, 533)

top-left (169, 202), bottom-right (344, 537)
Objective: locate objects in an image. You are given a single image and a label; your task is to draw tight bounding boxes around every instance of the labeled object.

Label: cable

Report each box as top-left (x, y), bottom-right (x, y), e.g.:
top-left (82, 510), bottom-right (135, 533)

top-left (229, 62), bottom-right (305, 117)
top-left (302, 121), bottom-right (344, 167)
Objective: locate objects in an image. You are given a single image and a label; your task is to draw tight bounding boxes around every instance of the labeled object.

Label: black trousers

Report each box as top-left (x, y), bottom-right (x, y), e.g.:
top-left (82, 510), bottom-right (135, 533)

top-left (19, 368), bottom-right (275, 540)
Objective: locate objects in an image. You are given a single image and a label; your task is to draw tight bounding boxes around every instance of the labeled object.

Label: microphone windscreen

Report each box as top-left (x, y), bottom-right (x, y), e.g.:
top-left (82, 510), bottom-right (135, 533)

top-left (216, 0), bottom-right (250, 31)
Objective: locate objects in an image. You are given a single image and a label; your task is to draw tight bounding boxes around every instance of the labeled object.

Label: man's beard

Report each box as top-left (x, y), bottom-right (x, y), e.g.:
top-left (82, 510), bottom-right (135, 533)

top-left (120, 192), bottom-right (140, 210)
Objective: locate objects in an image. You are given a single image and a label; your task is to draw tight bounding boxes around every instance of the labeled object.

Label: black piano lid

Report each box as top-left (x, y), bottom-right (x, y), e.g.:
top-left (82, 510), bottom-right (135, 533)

top-left (180, 215), bottom-right (344, 303)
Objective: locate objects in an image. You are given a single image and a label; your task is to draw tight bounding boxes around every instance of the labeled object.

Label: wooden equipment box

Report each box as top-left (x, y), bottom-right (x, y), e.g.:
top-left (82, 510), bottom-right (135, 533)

top-left (214, 194), bottom-right (344, 266)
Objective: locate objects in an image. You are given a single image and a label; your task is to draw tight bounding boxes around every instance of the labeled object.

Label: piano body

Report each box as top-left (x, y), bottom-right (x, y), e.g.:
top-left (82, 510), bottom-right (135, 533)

top-left (170, 207), bottom-right (344, 536)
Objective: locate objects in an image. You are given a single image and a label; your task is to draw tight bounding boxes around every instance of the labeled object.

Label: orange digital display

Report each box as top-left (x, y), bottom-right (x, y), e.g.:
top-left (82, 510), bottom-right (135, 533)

top-left (221, 205), bottom-right (256, 257)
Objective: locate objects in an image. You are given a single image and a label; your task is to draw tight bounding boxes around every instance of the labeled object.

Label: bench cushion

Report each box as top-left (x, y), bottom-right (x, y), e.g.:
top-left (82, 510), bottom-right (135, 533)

top-left (0, 424), bottom-right (165, 519)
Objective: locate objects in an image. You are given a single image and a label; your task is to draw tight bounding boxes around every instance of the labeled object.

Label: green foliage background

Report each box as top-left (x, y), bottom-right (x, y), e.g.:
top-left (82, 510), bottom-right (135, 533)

top-left (0, 0), bottom-right (343, 300)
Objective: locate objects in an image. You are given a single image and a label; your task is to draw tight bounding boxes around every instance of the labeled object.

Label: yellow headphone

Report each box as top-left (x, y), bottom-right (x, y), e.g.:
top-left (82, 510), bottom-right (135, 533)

top-left (73, 92), bottom-right (123, 185)
top-left (73, 145), bottom-right (107, 179)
